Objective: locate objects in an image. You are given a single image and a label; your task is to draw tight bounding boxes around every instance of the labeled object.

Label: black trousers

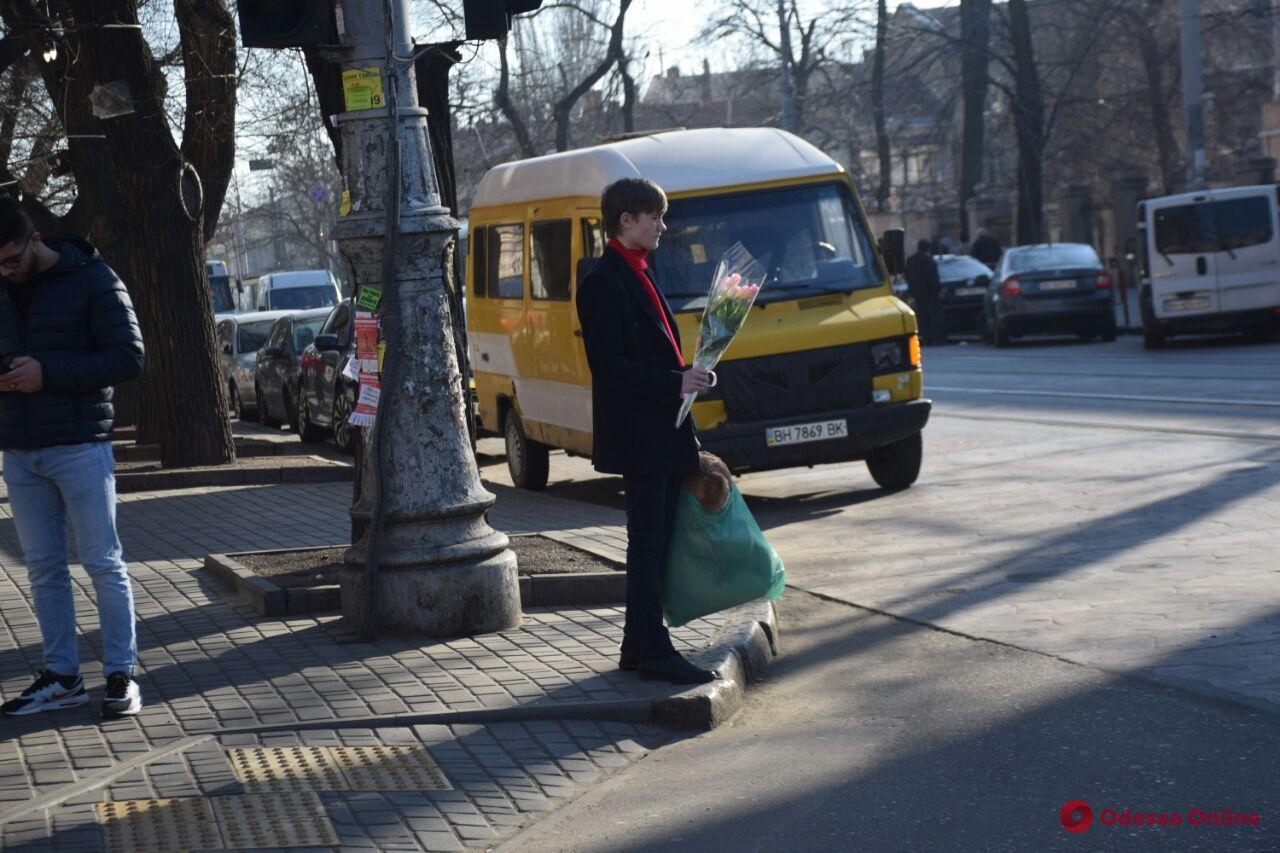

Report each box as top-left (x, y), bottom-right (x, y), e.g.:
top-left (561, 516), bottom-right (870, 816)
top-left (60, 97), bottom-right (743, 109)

top-left (621, 473), bottom-right (683, 660)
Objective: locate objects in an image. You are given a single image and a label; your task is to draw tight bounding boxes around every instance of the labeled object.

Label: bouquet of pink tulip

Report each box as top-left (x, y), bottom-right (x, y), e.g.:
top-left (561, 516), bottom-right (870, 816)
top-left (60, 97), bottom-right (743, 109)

top-left (675, 242), bottom-right (767, 427)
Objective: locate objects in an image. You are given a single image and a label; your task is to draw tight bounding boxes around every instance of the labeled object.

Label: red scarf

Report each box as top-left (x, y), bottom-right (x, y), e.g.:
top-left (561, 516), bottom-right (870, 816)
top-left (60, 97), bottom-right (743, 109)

top-left (608, 238), bottom-right (684, 366)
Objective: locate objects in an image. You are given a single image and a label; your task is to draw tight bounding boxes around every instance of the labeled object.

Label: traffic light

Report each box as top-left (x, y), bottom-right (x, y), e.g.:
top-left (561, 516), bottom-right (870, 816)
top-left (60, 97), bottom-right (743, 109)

top-left (464, 0), bottom-right (544, 41)
top-left (238, 0), bottom-right (338, 48)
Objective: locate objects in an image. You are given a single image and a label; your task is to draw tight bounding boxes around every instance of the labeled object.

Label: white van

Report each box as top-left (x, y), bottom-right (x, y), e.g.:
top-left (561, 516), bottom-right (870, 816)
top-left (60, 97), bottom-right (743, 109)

top-left (253, 269), bottom-right (341, 312)
top-left (1137, 184), bottom-right (1280, 347)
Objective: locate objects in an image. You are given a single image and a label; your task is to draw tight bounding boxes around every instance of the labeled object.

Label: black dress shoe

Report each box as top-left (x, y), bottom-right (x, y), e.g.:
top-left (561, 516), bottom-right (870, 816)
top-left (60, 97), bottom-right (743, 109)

top-left (639, 654), bottom-right (717, 685)
top-left (618, 648), bottom-right (640, 672)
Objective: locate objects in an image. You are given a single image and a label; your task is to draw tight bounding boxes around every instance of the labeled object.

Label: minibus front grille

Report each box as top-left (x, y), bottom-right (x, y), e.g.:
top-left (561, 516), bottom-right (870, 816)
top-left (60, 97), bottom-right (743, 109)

top-left (717, 344), bottom-right (871, 423)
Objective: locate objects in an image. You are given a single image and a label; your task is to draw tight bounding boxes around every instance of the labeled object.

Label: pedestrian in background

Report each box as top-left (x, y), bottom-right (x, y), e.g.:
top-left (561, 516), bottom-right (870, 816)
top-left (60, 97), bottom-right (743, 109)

top-left (905, 238), bottom-right (945, 345)
top-left (970, 227), bottom-right (1003, 266)
top-left (576, 178), bottom-right (717, 686)
top-left (0, 197), bottom-right (145, 718)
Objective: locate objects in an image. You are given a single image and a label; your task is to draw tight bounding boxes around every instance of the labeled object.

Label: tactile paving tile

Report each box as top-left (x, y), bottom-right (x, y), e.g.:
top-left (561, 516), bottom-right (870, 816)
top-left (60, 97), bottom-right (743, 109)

top-left (328, 745), bottom-right (453, 791)
top-left (227, 745), bottom-right (347, 792)
top-left (212, 791), bottom-right (339, 849)
top-left (96, 797), bottom-right (221, 853)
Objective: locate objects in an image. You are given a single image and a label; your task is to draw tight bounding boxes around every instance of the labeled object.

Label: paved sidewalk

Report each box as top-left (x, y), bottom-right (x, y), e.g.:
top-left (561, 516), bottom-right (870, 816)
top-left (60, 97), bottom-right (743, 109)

top-left (0, 466), bottom-right (715, 851)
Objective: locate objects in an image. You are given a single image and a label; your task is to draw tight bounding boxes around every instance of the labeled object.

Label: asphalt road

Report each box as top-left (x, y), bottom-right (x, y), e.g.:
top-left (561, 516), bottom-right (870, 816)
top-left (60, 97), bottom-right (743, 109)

top-left (481, 330), bottom-right (1280, 850)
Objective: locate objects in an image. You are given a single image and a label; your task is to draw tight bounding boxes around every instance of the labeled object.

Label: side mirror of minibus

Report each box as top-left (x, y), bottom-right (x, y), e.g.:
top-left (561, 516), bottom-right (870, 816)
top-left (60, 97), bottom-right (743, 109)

top-left (880, 229), bottom-right (906, 277)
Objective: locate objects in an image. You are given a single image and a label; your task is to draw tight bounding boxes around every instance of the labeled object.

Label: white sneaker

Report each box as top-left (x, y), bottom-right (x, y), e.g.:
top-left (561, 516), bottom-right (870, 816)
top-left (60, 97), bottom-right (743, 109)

top-left (2, 670), bottom-right (89, 716)
top-left (102, 672), bottom-right (142, 717)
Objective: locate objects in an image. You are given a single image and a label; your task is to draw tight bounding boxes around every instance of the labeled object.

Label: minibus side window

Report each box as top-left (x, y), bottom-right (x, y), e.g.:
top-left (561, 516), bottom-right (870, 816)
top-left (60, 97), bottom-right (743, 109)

top-left (1154, 204), bottom-right (1215, 255)
top-left (1215, 197), bottom-right (1272, 251)
top-left (581, 219), bottom-right (605, 259)
top-left (492, 224), bottom-right (525, 300)
top-left (530, 220), bottom-right (572, 301)
top-left (471, 227), bottom-right (488, 298)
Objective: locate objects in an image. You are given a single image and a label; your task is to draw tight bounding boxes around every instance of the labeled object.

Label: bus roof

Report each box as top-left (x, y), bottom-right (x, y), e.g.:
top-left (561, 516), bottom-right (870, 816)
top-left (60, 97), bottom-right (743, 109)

top-left (470, 127), bottom-right (843, 210)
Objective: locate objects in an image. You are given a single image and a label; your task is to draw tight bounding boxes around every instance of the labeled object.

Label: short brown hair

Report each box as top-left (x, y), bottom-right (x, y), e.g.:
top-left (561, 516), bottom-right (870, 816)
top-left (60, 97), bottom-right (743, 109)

top-left (601, 178), bottom-right (666, 238)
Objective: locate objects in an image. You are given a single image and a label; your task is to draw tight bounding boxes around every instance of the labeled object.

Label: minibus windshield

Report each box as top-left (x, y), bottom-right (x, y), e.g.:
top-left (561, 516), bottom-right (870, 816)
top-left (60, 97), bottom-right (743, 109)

top-left (650, 182), bottom-right (882, 305)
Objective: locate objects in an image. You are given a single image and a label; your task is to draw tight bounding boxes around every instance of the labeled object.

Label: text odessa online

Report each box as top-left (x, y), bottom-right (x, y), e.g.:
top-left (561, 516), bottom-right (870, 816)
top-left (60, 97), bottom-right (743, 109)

top-left (1100, 808), bottom-right (1262, 827)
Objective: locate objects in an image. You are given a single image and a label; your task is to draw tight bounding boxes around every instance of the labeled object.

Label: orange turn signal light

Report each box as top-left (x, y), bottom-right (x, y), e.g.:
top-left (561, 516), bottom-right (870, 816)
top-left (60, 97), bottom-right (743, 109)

top-left (908, 334), bottom-right (921, 368)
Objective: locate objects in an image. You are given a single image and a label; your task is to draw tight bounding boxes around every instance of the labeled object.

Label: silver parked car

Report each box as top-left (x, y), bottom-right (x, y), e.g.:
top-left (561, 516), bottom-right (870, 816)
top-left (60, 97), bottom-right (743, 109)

top-left (215, 310), bottom-right (292, 419)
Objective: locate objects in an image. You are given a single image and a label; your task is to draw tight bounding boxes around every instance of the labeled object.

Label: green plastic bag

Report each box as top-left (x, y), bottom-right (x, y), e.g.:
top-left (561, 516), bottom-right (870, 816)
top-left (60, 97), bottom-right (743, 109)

top-left (661, 482), bottom-right (786, 627)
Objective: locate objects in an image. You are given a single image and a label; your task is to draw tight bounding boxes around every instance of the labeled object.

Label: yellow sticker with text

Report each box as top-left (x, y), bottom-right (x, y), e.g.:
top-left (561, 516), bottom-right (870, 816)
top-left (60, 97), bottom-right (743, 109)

top-left (341, 67), bottom-right (384, 111)
top-left (339, 190), bottom-right (352, 217)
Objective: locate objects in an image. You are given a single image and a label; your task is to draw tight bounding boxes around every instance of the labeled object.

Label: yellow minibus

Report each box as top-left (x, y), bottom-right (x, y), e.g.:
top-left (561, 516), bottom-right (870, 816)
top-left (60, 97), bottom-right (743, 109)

top-left (466, 127), bottom-right (930, 491)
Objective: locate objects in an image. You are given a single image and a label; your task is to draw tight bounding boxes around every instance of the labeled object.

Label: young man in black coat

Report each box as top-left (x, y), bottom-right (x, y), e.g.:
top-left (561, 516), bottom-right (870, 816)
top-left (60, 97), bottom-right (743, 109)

top-left (0, 197), bottom-right (146, 718)
top-left (576, 178), bottom-right (717, 685)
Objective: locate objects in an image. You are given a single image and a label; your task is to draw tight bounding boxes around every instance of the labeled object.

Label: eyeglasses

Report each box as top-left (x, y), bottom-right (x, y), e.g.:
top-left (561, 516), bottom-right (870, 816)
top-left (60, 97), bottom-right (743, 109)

top-left (0, 235), bottom-right (32, 273)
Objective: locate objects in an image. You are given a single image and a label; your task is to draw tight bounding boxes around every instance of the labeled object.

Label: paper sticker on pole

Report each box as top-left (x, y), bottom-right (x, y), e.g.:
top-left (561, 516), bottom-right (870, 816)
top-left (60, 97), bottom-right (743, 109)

top-left (349, 373), bottom-right (381, 427)
top-left (341, 68), bottom-right (385, 111)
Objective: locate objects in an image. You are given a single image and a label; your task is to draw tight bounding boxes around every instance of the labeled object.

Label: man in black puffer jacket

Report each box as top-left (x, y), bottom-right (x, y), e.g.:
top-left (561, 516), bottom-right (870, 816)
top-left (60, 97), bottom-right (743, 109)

top-left (0, 197), bottom-right (146, 719)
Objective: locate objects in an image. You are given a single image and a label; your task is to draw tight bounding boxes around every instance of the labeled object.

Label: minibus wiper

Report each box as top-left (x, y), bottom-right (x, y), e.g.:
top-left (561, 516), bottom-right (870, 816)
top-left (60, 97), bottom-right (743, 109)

top-left (1160, 250), bottom-right (1173, 267)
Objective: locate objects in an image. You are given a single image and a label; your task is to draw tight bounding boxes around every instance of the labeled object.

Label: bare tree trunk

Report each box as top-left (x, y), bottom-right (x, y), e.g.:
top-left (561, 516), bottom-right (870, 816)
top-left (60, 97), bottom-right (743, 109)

top-left (873, 0), bottom-right (892, 209)
top-left (620, 54), bottom-right (636, 133)
top-left (1009, 0), bottom-right (1045, 244)
top-left (777, 0), bottom-right (798, 132)
top-left (1133, 10), bottom-right (1181, 194)
top-left (1, 0), bottom-right (236, 468)
top-left (495, 37), bottom-right (537, 158)
top-left (552, 0), bottom-right (632, 151)
top-left (959, 0), bottom-right (992, 241)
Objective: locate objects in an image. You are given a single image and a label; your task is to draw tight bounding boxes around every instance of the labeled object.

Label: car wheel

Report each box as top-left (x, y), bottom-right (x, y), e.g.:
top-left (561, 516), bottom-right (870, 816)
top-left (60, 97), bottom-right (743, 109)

top-left (228, 382), bottom-right (242, 421)
top-left (1101, 322), bottom-right (1117, 343)
top-left (332, 385), bottom-right (357, 455)
top-left (505, 409), bottom-right (549, 491)
top-left (256, 383), bottom-right (281, 428)
top-left (979, 310), bottom-right (994, 344)
top-left (1143, 326), bottom-right (1166, 349)
top-left (866, 431), bottom-right (923, 491)
top-left (297, 387), bottom-right (326, 443)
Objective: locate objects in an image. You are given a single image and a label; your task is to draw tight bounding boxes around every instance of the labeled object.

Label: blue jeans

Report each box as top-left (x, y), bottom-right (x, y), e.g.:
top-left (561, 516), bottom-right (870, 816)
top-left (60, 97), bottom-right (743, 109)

top-left (3, 443), bottom-right (136, 677)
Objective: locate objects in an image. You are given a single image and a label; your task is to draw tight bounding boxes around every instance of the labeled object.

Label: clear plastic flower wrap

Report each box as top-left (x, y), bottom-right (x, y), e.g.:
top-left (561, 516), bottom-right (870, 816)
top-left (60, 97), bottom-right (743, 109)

top-left (675, 242), bottom-right (767, 427)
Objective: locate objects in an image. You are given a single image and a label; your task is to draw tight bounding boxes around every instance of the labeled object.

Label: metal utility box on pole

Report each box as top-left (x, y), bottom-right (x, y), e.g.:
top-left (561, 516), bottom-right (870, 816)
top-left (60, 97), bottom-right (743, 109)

top-left (1180, 0), bottom-right (1206, 189)
top-left (325, 0), bottom-right (521, 636)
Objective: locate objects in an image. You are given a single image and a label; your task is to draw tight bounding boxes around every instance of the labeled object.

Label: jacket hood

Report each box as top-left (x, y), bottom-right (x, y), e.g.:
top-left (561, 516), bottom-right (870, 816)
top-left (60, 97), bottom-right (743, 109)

top-left (42, 235), bottom-right (102, 275)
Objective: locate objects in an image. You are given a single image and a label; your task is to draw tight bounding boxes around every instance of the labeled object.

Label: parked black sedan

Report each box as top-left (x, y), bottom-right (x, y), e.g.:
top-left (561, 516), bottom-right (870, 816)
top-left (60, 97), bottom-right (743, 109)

top-left (935, 254), bottom-right (993, 339)
top-left (297, 299), bottom-right (359, 453)
top-left (253, 308), bottom-right (332, 431)
top-left (982, 243), bottom-right (1117, 347)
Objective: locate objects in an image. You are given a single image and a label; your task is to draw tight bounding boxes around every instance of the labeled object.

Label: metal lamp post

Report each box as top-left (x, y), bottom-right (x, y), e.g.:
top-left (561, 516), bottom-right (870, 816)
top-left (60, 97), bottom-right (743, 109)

top-left (333, 0), bottom-right (520, 636)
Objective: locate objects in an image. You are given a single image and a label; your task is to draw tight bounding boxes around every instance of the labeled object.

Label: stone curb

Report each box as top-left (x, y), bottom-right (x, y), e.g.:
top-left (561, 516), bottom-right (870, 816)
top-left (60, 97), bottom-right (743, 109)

top-left (113, 439), bottom-right (327, 463)
top-left (205, 549), bottom-right (629, 616)
top-left (0, 599), bottom-right (781, 828)
top-left (204, 549), bottom-right (341, 616)
top-left (653, 598), bottom-right (780, 731)
top-left (117, 457), bottom-right (353, 493)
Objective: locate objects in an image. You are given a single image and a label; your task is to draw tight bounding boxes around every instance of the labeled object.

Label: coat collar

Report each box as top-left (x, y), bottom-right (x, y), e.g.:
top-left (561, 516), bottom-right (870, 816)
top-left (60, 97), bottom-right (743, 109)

top-left (603, 245), bottom-right (680, 348)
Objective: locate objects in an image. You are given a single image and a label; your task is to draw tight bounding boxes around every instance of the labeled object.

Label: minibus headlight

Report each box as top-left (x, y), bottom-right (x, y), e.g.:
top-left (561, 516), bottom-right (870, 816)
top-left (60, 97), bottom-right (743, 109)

top-left (870, 340), bottom-right (904, 374)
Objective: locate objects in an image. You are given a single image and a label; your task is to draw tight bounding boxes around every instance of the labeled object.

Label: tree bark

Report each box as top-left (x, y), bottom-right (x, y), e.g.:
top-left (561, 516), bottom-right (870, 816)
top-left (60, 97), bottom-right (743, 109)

top-left (552, 0), bottom-right (632, 151)
top-left (620, 54), bottom-right (636, 133)
top-left (1, 0), bottom-right (235, 467)
top-left (495, 37), bottom-right (537, 158)
top-left (1131, 7), bottom-right (1180, 194)
top-left (872, 0), bottom-right (892, 209)
top-left (958, 0), bottom-right (992, 241)
top-left (776, 0), bottom-right (798, 133)
top-left (1008, 0), bottom-right (1045, 244)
